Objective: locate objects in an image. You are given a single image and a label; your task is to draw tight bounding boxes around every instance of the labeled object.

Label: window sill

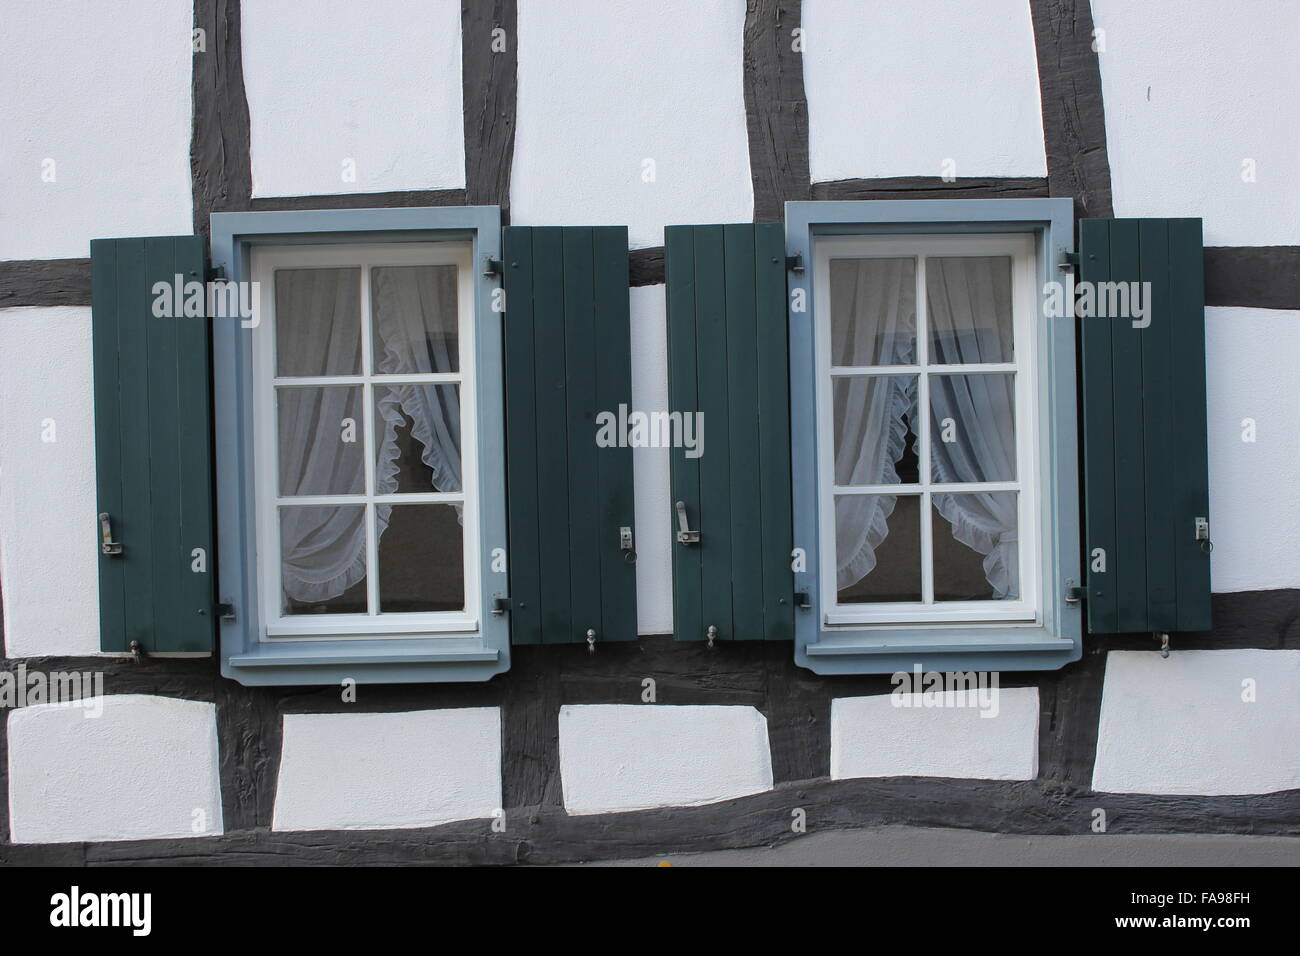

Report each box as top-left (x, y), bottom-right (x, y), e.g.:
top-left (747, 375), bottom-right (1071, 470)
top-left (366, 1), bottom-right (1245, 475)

top-left (222, 637), bottom-right (506, 686)
top-left (797, 623), bottom-right (1079, 675)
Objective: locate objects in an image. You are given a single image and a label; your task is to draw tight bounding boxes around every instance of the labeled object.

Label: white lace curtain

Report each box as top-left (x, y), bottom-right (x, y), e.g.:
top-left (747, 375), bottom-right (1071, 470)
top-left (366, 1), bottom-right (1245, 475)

top-left (833, 256), bottom-right (1018, 599)
top-left (278, 266), bottom-right (461, 604)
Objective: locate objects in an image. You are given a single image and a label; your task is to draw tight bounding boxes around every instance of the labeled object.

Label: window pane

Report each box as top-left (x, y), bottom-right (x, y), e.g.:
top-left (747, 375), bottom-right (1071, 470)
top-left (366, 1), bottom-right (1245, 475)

top-left (829, 257), bottom-right (916, 367)
top-left (832, 375), bottom-right (918, 486)
top-left (932, 493), bottom-right (1019, 600)
top-left (374, 384), bottom-right (461, 493)
top-left (371, 265), bottom-right (459, 374)
top-left (926, 256), bottom-right (1013, 364)
top-left (378, 504), bottom-right (464, 612)
top-left (280, 505), bottom-right (367, 614)
top-left (835, 494), bottom-right (921, 603)
top-left (274, 267), bottom-right (361, 376)
top-left (928, 373), bottom-right (1016, 483)
top-left (277, 386), bottom-right (365, 496)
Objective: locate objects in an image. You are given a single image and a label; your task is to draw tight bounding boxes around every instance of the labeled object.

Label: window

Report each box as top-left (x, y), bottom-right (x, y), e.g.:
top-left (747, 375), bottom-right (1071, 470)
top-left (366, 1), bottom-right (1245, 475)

top-left (813, 234), bottom-right (1039, 626)
top-left (210, 207), bottom-right (508, 685)
top-left (251, 243), bottom-right (478, 639)
top-left (785, 199), bottom-right (1082, 674)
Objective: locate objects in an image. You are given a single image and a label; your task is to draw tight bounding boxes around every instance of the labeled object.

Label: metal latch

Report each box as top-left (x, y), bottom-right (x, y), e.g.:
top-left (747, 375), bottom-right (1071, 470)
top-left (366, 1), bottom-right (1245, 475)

top-left (619, 526), bottom-right (637, 564)
top-left (1194, 516), bottom-right (1212, 553)
top-left (98, 512), bottom-right (122, 555)
top-left (675, 501), bottom-right (700, 545)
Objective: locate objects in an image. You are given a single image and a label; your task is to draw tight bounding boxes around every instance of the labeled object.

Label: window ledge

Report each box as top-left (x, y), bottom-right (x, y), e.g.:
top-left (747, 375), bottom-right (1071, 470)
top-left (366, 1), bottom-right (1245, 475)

top-left (798, 625), bottom-right (1079, 675)
top-left (222, 638), bottom-right (505, 686)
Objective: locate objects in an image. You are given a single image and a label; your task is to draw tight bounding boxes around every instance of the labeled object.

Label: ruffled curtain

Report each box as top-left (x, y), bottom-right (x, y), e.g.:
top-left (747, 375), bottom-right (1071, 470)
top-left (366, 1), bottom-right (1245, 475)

top-left (278, 266), bottom-right (461, 605)
top-left (832, 258), bottom-right (916, 589)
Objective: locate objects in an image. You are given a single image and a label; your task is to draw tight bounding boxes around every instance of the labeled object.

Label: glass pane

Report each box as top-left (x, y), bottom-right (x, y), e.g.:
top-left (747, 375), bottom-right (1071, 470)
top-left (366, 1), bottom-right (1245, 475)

top-left (374, 384), bottom-right (461, 493)
top-left (378, 504), bottom-right (465, 612)
top-left (274, 267), bottom-right (361, 376)
top-left (277, 386), bottom-right (365, 496)
top-left (926, 256), bottom-right (1014, 364)
top-left (832, 375), bottom-right (918, 486)
top-left (371, 265), bottom-right (459, 374)
top-left (928, 373), bottom-right (1016, 483)
top-left (835, 494), bottom-right (921, 603)
top-left (829, 257), bottom-right (916, 366)
top-left (932, 493), bottom-right (1019, 600)
top-left (280, 505), bottom-right (367, 614)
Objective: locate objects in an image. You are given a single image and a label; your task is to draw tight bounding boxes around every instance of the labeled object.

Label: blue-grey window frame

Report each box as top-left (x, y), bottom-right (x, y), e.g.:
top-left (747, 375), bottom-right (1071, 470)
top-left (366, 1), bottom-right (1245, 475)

top-left (210, 206), bottom-right (509, 686)
top-left (785, 198), bottom-right (1082, 674)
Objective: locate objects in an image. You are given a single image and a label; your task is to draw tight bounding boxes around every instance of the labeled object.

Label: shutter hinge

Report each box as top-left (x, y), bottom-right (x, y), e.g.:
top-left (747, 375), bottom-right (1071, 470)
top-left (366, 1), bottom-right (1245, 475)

top-left (785, 253), bottom-right (805, 274)
top-left (207, 264), bottom-right (228, 283)
top-left (793, 590), bottom-right (811, 609)
top-left (1064, 583), bottom-right (1085, 605)
top-left (1059, 252), bottom-right (1079, 272)
top-left (482, 256), bottom-right (503, 278)
top-left (215, 602), bottom-right (235, 621)
top-left (491, 596), bottom-right (511, 616)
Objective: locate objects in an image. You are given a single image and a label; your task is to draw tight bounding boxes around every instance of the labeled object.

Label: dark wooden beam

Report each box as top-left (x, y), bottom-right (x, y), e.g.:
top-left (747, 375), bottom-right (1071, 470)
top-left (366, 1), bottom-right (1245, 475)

top-left (743, 0), bottom-right (810, 221)
top-left (461, 1), bottom-right (518, 216)
top-left (1029, 0), bottom-right (1115, 219)
top-left (0, 259), bottom-right (91, 307)
top-left (192, 0), bottom-right (254, 236)
top-left (812, 176), bottom-right (1050, 202)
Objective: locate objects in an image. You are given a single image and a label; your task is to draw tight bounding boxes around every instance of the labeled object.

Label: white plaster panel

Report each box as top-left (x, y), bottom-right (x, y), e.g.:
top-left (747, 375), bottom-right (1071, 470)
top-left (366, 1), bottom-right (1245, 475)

top-left (511, 0), bottom-right (753, 248)
top-left (1204, 308), bottom-right (1300, 593)
top-left (0, 0), bottom-right (193, 260)
top-left (1091, 0), bottom-right (1300, 246)
top-left (831, 687), bottom-right (1040, 781)
top-left (0, 307), bottom-right (101, 657)
top-left (1092, 650), bottom-right (1300, 796)
top-left (558, 704), bottom-right (773, 814)
top-left (8, 694), bottom-right (223, 844)
top-left (802, 0), bottom-right (1047, 182)
top-left (272, 707), bottom-right (502, 831)
top-left (242, 0), bottom-right (466, 197)
top-left (629, 285), bottom-right (673, 634)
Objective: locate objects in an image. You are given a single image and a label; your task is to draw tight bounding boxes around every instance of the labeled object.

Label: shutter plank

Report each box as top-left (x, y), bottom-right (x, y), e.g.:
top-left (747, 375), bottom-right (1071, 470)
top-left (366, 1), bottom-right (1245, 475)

top-left (1139, 220), bottom-right (1178, 627)
top-left (90, 240), bottom-right (127, 650)
top-left (1079, 220), bottom-right (1118, 633)
top-left (1169, 219), bottom-right (1212, 631)
top-left (723, 224), bottom-right (763, 641)
top-left (693, 226), bottom-right (733, 641)
top-left (1107, 220), bottom-right (1149, 633)
top-left (563, 228), bottom-right (602, 641)
top-left (503, 227), bottom-right (543, 643)
top-left (529, 228), bottom-right (574, 643)
top-left (593, 226), bottom-right (637, 642)
top-left (754, 223), bottom-right (794, 640)
top-left (145, 238), bottom-right (182, 646)
top-left (665, 226), bottom-right (703, 644)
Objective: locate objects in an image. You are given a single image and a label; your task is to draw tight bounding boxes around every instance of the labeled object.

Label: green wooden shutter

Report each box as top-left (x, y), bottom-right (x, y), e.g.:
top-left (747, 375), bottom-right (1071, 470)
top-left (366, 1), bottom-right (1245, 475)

top-left (91, 236), bottom-right (215, 652)
top-left (664, 223), bottom-right (793, 642)
top-left (1079, 218), bottom-right (1211, 634)
top-left (502, 226), bottom-right (637, 644)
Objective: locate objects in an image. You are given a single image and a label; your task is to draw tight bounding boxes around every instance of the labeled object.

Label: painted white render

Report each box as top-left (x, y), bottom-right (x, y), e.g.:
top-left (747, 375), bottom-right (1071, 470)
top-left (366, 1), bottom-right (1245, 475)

top-left (0, 0), bottom-right (193, 260)
top-left (1205, 308), bottom-right (1300, 593)
top-left (1092, 0), bottom-right (1300, 246)
top-left (558, 704), bottom-right (773, 814)
top-left (510, 0), bottom-right (753, 248)
top-left (1092, 650), bottom-right (1300, 796)
top-left (0, 307), bottom-right (101, 657)
top-left (241, 0), bottom-right (466, 197)
top-left (7, 694), bottom-right (223, 844)
top-left (831, 687), bottom-right (1040, 782)
top-left (802, 0), bottom-right (1047, 182)
top-left (272, 708), bottom-right (502, 831)
top-left (629, 285), bottom-right (673, 635)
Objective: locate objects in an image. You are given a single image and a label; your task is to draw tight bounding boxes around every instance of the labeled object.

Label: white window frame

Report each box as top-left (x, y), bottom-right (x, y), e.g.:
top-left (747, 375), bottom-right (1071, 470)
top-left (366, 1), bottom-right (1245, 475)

top-left (250, 242), bottom-right (480, 641)
top-left (812, 233), bottom-right (1041, 628)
